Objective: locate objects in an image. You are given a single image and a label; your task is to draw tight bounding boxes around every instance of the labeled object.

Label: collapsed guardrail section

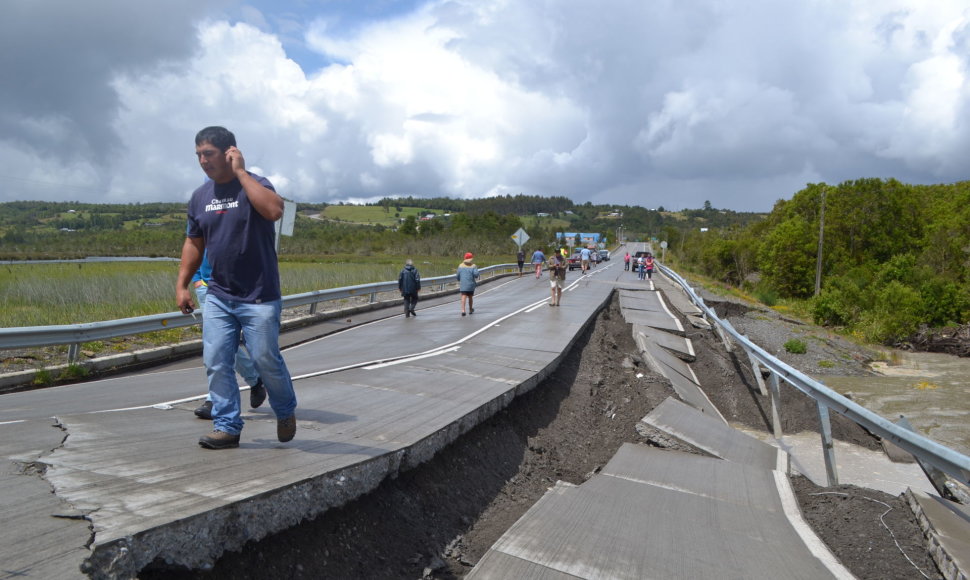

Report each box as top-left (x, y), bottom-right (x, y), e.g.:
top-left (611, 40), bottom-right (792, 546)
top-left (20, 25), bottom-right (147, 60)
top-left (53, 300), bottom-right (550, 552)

top-left (658, 263), bottom-right (970, 492)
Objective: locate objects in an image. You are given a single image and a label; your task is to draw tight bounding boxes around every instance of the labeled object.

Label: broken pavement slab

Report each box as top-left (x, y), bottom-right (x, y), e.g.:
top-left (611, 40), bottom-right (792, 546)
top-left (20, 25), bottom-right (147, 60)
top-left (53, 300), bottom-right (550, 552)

top-left (641, 397), bottom-right (784, 472)
top-left (905, 489), bottom-right (970, 580)
top-left (467, 443), bottom-right (849, 580)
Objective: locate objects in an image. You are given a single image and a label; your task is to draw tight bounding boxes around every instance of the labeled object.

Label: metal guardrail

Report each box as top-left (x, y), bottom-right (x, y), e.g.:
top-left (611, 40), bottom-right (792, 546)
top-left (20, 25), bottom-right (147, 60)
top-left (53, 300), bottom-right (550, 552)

top-left (658, 262), bottom-right (970, 490)
top-left (0, 264), bottom-right (518, 361)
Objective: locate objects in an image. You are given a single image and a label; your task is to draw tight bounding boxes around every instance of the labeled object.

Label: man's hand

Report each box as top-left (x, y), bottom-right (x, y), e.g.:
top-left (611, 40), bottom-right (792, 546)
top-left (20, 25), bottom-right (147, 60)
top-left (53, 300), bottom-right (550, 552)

top-left (176, 287), bottom-right (196, 314)
top-left (225, 146), bottom-right (246, 176)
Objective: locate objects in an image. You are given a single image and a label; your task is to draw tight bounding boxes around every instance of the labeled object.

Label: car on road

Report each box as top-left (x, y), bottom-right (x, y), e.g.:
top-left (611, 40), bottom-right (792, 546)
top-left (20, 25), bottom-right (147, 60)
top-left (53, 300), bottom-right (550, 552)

top-left (599, 250), bottom-right (610, 261)
top-left (567, 251), bottom-right (583, 270)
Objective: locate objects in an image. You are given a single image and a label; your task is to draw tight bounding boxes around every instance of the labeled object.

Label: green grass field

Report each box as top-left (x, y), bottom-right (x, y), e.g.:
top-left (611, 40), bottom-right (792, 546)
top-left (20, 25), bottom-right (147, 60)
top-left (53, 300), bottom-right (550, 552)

top-left (320, 205), bottom-right (448, 226)
top-left (0, 256), bottom-right (500, 327)
top-left (519, 216), bottom-right (572, 230)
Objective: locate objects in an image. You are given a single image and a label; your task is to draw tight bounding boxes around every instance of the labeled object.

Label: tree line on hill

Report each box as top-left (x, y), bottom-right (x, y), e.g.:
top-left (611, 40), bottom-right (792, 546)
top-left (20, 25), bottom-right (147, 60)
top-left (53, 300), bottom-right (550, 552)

top-left (0, 195), bottom-right (763, 261)
top-left (679, 178), bottom-right (970, 346)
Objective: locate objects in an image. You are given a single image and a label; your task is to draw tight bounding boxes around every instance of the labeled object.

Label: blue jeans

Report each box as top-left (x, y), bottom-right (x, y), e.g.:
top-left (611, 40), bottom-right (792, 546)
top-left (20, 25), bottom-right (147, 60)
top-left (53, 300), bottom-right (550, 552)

top-left (202, 294), bottom-right (297, 435)
top-left (196, 286), bottom-right (260, 386)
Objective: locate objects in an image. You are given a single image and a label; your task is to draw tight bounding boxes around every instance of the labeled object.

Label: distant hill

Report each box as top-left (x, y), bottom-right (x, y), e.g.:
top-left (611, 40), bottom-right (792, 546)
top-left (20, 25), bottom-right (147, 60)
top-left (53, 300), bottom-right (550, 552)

top-left (0, 198), bottom-right (767, 260)
top-left (320, 204), bottom-right (450, 227)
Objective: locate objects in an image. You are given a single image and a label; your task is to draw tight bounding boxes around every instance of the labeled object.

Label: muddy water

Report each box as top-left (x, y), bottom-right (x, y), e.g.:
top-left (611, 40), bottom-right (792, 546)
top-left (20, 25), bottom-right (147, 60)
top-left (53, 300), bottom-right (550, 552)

top-left (822, 350), bottom-right (970, 457)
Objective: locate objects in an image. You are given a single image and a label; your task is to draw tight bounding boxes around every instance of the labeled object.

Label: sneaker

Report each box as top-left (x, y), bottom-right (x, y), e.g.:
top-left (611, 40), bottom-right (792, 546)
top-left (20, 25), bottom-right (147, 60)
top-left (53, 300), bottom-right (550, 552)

top-left (194, 400), bottom-right (213, 420)
top-left (250, 380), bottom-right (266, 409)
top-left (277, 415), bottom-right (296, 442)
top-left (199, 430), bottom-right (240, 449)
top-left (470, 308), bottom-right (475, 314)
top-left (410, 310), bottom-right (417, 316)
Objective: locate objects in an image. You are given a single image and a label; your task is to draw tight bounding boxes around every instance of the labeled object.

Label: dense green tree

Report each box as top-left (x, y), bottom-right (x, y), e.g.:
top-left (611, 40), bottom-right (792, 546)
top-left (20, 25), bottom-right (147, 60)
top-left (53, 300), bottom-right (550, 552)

top-left (757, 215), bottom-right (816, 297)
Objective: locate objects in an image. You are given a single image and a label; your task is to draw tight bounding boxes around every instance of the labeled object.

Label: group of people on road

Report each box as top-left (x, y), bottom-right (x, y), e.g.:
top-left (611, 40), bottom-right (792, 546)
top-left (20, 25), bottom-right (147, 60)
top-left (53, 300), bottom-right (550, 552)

top-left (623, 251), bottom-right (655, 280)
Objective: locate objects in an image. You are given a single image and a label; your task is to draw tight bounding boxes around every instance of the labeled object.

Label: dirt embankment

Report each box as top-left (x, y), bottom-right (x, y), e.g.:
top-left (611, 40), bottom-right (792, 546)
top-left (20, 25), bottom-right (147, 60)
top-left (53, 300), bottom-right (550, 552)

top-left (141, 291), bottom-right (943, 580)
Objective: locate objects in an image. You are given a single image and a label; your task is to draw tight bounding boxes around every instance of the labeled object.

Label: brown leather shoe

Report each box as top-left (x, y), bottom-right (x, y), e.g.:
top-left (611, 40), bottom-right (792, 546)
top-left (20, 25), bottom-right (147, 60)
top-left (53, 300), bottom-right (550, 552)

top-left (199, 430), bottom-right (240, 449)
top-left (277, 415), bottom-right (296, 442)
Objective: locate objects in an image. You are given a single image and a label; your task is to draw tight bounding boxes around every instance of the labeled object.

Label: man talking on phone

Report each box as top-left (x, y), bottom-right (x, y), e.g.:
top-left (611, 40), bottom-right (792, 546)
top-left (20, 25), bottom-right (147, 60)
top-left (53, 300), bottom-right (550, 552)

top-left (175, 126), bottom-right (297, 449)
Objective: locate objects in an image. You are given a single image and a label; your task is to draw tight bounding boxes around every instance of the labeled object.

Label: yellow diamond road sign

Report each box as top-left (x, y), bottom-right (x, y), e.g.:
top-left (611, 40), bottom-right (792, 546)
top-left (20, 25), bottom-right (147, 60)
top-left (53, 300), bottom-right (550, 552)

top-left (511, 228), bottom-right (530, 247)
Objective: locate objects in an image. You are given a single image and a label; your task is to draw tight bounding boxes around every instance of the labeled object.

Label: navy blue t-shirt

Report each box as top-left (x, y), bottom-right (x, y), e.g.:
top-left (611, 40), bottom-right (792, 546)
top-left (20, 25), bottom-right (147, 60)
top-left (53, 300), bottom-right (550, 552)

top-left (186, 173), bottom-right (281, 303)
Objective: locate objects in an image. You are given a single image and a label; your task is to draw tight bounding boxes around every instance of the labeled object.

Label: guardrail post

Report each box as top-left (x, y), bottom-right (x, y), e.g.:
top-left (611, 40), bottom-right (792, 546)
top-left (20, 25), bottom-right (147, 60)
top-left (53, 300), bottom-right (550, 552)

top-left (369, 292), bottom-right (377, 304)
top-left (713, 322), bottom-right (733, 353)
top-left (744, 345), bottom-right (768, 396)
top-left (816, 402), bottom-right (839, 486)
top-left (768, 372), bottom-right (782, 438)
top-left (309, 302), bottom-right (318, 315)
top-left (67, 342), bottom-right (80, 365)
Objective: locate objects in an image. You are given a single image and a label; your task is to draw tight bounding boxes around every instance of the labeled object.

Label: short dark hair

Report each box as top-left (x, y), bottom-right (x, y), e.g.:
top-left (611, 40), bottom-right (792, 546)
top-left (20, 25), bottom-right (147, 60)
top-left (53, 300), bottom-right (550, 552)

top-left (195, 126), bottom-right (236, 152)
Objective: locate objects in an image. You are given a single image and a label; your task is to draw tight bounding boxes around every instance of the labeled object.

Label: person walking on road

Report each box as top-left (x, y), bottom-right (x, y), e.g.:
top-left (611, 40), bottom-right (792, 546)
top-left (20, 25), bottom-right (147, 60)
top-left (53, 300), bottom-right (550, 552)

top-left (580, 246), bottom-right (591, 273)
top-left (637, 255), bottom-right (647, 280)
top-left (398, 258), bottom-right (421, 317)
top-left (457, 252), bottom-right (480, 316)
top-left (176, 126), bottom-right (298, 450)
top-left (548, 251), bottom-right (566, 306)
top-left (624, 252), bottom-right (630, 271)
top-left (516, 249), bottom-right (525, 277)
top-left (530, 248), bottom-right (546, 279)
top-left (192, 249), bottom-right (266, 420)
top-left (644, 253), bottom-right (655, 280)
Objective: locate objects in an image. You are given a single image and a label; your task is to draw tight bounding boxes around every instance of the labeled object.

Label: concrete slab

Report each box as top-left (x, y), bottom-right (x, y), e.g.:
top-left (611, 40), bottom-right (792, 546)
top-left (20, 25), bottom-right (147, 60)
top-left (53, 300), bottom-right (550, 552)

top-left (653, 272), bottom-right (704, 316)
top-left (618, 290), bottom-right (685, 335)
top-left (468, 445), bottom-right (849, 579)
top-left (737, 428), bottom-right (935, 495)
top-left (641, 397), bottom-right (783, 471)
top-left (637, 342), bottom-right (724, 421)
top-left (0, 421), bottom-right (91, 580)
top-left (633, 323), bottom-right (695, 361)
top-left (602, 444), bottom-right (787, 513)
top-left (906, 489), bottom-right (970, 580)
top-left (620, 309), bottom-right (685, 335)
top-left (618, 289), bottom-right (664, 312)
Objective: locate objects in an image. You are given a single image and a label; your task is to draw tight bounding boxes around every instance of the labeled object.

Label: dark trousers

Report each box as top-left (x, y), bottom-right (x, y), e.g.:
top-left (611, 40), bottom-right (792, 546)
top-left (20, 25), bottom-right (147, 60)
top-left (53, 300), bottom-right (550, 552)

top-left (403, 293), bottom-right (418, 313)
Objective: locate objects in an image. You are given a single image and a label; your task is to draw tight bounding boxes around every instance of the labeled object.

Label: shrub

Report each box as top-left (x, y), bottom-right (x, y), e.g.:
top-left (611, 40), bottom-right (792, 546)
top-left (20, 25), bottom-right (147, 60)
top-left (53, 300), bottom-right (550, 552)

top-left (860, 280), bottom-right (923, 343)
top-left (784, 339), bottom-right (807, 354)
top-left (32, 368), bottom-right (53, 386)
top-left (919, 277), bottom-right (970, 327)
top-left (60, 364), bottom-right (89, 380)
top-left (755, 288), bottom-right (778, 307)
top-left (811, 272), bottom-right (868, 327)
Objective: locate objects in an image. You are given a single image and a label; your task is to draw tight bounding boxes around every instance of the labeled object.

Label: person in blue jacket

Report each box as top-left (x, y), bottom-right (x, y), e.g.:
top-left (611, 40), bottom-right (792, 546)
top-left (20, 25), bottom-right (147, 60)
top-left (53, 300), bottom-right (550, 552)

top-left (530, 248), bottom-right (546, 279)
top-left (456, 252), bottom-right (480, 316)
top-left (192, 249), bottom-right (266, 420)
top-left (398, 258), bottom-right (421, 318)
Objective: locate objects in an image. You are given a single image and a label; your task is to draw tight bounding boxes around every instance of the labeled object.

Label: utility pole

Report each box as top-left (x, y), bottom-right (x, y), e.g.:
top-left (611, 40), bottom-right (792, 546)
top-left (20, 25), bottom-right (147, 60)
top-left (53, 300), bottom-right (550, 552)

top-left (814, 187), bottom-right (826, 296)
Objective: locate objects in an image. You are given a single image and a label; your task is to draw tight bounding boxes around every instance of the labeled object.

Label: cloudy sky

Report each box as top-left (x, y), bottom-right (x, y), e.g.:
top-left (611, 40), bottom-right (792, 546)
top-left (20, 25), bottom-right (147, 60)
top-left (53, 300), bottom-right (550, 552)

top-left (2, 0), bottom-right (968, 212)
